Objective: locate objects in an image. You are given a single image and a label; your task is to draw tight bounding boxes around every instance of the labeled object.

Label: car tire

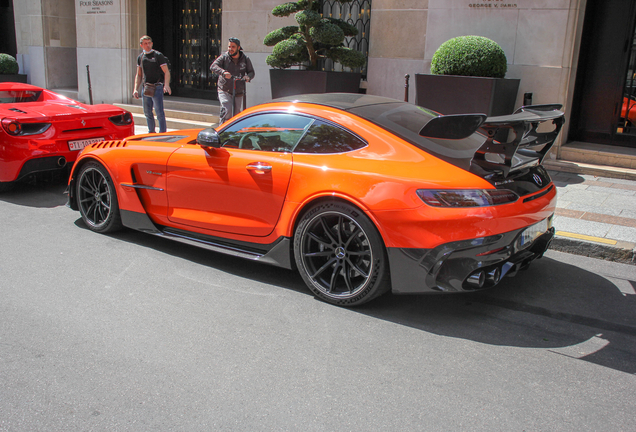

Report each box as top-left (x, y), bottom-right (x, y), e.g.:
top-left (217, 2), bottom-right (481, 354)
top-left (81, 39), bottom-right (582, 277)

top-left (293, 201), bottom-right (390, 306)
top-left (76, 161), bottom-right (122, 233)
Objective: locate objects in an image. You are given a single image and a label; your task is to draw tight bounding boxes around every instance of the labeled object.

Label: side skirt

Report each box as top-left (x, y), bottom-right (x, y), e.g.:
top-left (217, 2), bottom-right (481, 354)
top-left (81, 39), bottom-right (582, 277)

top-left (120, 209), bottom-right (294, 269)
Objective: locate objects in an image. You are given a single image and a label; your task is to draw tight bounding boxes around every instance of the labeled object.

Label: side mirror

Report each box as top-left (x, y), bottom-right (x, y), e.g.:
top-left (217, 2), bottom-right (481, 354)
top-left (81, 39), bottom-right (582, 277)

top-left (197, 128), bottom-right (221, 148)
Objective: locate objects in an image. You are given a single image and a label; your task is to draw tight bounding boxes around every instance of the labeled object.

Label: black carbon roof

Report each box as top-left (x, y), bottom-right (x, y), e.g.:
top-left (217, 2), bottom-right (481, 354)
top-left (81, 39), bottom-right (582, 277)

top-left (271, 93), bottom-right (402, 111)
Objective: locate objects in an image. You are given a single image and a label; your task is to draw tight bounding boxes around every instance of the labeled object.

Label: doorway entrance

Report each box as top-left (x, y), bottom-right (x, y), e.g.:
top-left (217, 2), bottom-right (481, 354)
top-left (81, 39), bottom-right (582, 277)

top-left (569, 1), bottom-right (636, 148)
top-left (148, 0), bottom-right (222, 100)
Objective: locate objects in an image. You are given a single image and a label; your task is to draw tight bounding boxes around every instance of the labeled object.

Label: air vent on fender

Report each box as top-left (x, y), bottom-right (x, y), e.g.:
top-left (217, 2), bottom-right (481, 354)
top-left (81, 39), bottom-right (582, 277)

top-left (88, 140), bottom-right (127, 149)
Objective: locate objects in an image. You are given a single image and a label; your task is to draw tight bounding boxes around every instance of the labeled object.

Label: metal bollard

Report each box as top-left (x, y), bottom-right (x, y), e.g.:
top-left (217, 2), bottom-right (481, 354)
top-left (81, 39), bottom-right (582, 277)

top-left (404, 74), bottom-right (410, 103)
top-left (86, 65), bottom-right (93, 105)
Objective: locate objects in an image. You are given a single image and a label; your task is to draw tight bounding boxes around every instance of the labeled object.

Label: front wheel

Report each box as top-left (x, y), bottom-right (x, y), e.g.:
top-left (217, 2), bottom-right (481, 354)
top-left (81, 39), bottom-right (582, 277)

top-left (293, 201), bottom-right (390, 306)
top-left (76, 161), bottom-right (122, 233)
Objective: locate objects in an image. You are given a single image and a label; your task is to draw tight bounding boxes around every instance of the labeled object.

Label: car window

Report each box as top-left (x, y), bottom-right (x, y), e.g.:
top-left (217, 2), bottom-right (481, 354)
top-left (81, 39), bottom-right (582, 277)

top-left (293, 119), bottom-right (367, 153)
top-left (219, 113), bottom-right (313, 152)
top-left (0, 90), bottom-right (42, 103)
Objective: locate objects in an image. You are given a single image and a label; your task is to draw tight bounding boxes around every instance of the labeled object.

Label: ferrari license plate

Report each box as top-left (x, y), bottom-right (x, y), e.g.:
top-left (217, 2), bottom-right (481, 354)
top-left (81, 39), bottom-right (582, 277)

top-left (68, 137), bottom-right (104, 151)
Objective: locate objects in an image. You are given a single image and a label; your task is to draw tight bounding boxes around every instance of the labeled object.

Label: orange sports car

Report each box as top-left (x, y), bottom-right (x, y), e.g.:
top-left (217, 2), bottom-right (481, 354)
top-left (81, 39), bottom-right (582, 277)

top-left (66, 94), bottom-right (564, 306)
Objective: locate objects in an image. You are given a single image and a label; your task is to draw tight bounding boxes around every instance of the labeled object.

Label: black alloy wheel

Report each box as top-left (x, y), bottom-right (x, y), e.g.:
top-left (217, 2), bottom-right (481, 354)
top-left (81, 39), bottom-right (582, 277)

top-left (294, 201), bottom-right (390, 306)
top-left (76, 161), bottom-right (122, 233)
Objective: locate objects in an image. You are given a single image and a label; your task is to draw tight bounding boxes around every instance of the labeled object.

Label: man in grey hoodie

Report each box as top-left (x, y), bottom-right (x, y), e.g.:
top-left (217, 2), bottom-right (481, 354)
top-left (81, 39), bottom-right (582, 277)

top-left (210, 37), bottom-right (255, 124)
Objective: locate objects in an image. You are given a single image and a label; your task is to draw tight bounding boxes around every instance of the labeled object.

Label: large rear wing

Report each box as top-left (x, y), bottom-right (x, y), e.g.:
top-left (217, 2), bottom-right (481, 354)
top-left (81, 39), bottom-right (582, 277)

top-left (419, 104), bottom-right (565, 177)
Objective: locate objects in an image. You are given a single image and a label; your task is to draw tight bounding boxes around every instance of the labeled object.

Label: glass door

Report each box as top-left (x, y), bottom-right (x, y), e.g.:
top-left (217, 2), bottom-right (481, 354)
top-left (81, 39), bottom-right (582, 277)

top-left (175, 0), bottom-right (222, 99)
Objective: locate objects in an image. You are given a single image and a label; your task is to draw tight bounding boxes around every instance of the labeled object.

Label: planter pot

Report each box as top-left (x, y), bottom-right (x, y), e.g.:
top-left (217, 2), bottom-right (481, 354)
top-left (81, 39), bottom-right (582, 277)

top-left (0, 74), bottom-right (27, 83)
top-left (270, 69), bottom-right (361, 99)
top-left (415, 74), bottom-right (520, 116)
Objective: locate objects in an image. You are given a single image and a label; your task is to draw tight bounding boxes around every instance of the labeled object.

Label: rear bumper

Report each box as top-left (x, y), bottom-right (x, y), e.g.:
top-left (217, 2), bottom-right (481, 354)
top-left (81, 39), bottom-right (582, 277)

top-left (387, 219), bottom-right (554, 294)
top-left (0, 126), bottom-right (133, 182)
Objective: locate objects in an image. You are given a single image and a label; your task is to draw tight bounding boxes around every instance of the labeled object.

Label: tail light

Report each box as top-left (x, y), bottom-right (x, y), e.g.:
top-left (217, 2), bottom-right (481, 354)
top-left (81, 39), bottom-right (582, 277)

top-left (108, 112), bottom-right (133, 126)
top-left (1, 118), bottom-right (51, 136)
top-left (417, 189), bottom-right (519, 207)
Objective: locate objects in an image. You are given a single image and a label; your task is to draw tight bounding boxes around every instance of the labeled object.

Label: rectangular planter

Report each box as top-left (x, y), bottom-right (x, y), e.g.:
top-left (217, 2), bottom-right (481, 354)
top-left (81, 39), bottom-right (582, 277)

top-left (270, 69), bottom-right (361, 99)
top-left (415, 74), bottom-right (520, 117)
top-left (0, 74), bottom-right (28, 83)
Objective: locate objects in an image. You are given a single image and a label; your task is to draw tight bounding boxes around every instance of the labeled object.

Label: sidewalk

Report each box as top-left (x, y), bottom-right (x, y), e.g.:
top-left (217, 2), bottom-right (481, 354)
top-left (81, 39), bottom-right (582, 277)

top-left (549, 170), bottom-right (636, 265)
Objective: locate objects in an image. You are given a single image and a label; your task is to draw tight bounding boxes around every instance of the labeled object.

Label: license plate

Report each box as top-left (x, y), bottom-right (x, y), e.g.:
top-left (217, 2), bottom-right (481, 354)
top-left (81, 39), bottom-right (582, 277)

top-left (518, 218), bottom-right (549, 249)
top-left (68, 137), bottom-right (105, 151)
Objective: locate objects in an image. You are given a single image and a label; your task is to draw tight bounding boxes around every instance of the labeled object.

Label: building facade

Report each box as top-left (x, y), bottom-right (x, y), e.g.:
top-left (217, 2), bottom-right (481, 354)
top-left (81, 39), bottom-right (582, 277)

top-left (5, 0), bottom-right (636, 168)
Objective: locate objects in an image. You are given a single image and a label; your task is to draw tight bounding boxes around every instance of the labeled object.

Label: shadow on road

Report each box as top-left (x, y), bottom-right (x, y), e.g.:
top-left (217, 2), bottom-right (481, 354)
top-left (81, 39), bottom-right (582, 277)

top-left (75, 220), bottom-right (636, 375)
top-left (0, 173), bottom-right (68, 208)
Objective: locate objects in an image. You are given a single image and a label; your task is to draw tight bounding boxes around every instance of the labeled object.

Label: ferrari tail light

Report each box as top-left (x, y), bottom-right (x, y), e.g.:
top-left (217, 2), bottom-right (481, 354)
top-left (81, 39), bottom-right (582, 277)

top-left (417, 189), bottom-right (519, 207)
top-left (1, 118), bottom-right (51, 136)
top-left (109, 112), bottom-right (133, 126)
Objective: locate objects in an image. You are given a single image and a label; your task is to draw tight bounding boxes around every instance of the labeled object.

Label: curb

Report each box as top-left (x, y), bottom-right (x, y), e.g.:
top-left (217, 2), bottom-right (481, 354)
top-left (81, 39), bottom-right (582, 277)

top-left (544, 160), bottom-right (636, 181)
top-left (549, 235), bottom-right (636, 265)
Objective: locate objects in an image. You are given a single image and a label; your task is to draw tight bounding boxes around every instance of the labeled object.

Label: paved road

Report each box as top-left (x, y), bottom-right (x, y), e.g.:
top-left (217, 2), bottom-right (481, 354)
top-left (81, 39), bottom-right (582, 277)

top-left (1, 178), bottom-right (635, 431)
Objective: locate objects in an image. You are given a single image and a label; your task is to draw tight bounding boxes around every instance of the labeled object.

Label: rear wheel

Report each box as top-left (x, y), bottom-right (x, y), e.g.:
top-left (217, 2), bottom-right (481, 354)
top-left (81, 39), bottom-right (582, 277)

top-left (294, 201), bottom-right (390, 306)
top-left (76, 161), bottom-right (122, 233)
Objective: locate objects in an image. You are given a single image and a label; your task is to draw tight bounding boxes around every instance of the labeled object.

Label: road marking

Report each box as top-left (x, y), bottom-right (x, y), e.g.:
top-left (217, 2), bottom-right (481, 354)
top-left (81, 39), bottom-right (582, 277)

top-left (555, 231), bottom-right (617, 245)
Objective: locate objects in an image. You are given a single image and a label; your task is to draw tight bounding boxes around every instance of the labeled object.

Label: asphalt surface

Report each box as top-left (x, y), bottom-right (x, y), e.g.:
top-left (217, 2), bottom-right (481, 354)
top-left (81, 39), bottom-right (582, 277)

top-left (0, 174), bottom-right (635, 431)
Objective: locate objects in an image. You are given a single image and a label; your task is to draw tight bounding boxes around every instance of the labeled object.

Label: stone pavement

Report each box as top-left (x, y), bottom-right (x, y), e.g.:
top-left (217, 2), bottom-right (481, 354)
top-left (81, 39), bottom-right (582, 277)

top-left (549, 170), bottom-right (636, 265)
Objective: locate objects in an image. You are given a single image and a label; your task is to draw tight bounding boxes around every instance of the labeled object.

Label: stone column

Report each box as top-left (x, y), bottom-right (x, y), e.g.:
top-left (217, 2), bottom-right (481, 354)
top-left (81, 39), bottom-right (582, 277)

top-left (75, 0), bottom-right (145, 104)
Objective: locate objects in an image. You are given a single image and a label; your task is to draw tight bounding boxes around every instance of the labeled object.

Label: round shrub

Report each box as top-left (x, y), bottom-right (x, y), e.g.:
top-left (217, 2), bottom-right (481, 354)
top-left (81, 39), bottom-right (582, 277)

top-left (431, 36), bottom-right (507, 78)
top-left (0, 53), bottom-right (19, 75)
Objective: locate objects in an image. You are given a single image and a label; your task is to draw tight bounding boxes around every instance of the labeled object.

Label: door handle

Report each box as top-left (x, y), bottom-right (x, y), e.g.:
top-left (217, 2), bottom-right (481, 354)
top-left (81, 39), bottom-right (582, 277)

top-left (246, 162), bottom-right (272, 174)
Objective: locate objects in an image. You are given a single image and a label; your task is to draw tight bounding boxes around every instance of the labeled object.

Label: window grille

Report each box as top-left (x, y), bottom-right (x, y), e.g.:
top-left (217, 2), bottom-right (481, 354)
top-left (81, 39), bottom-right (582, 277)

top-left (320, 0), bottom-right (371, 79)
top-left (176, 0), bottom-right (222, 97)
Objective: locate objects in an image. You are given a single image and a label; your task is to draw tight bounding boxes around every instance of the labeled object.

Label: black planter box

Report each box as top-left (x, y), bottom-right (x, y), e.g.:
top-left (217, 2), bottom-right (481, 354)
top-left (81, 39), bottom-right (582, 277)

top-left (270, 69), bottom-right (361, 99)
top-left (0, 74), bottom-right (28, 83)
top-left (415, 74), bottom-right (520, 116)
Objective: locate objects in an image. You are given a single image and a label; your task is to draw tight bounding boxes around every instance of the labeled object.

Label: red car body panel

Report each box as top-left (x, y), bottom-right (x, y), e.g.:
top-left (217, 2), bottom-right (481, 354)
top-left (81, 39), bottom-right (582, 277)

top-left (0, 82), bottom-right (134, 182)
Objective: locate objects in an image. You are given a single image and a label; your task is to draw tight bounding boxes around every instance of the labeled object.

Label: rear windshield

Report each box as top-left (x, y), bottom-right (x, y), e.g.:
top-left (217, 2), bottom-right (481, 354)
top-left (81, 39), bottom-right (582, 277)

top-left (0, 90), bottom-right (42, 103)
top-left (348, 102), bottom-right (485, 171)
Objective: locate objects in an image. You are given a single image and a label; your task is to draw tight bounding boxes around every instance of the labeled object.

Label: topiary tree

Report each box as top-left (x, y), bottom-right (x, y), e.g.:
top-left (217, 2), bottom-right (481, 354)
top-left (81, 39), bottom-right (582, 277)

top-left (0, 53), bottom-right (19, 75)
top-left (431, 36), bottom-right (507, 79)
top-left (264, 0), bottom-right (366, 71)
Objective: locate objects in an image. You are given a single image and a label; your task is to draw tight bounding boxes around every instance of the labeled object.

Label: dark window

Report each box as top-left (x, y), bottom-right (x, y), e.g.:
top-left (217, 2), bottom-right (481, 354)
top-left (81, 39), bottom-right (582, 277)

top-left (0, 90), bottom-right (42, 103)
top-left (294, 119), bottom-right (367, 153)
top-left (219, 113), bottom-right (313, 152)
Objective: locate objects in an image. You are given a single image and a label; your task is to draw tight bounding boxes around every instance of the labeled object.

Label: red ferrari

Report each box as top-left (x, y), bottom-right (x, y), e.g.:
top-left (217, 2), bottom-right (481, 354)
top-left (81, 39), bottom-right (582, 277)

top-left (0, 82), bottom-right (134, 189)
top-left (66, 93), bottom-right (564, 306)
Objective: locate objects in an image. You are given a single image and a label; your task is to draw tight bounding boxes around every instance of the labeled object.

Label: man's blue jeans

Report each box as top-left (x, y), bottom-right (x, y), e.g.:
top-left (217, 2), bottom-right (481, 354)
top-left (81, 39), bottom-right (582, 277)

top-left (142, 83), bottom-right (167, 133)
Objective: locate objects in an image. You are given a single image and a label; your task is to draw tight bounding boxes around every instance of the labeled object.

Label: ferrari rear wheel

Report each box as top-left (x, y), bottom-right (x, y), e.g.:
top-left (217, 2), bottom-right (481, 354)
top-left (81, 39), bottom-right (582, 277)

top-left (294, 201), bottom-right (390, 306)
top-left (76, 161), bottom-right (122, 233)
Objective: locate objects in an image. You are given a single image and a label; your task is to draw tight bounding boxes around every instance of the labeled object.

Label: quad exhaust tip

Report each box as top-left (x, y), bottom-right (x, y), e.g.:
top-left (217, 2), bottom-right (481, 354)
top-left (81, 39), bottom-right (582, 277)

top-left (466, 271), bottom-right (485, 288)
top-left (487, 267), bottom-right (501, 284)
top-left (57, 157), bottom-right (67, 167)
top-left (466, 266), bottom-right (502, 289)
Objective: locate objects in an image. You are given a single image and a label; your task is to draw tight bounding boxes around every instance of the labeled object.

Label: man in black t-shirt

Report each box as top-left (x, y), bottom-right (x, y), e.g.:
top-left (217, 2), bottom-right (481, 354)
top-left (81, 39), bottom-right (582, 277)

top-left (133, 35), bottom-right (171, 133)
